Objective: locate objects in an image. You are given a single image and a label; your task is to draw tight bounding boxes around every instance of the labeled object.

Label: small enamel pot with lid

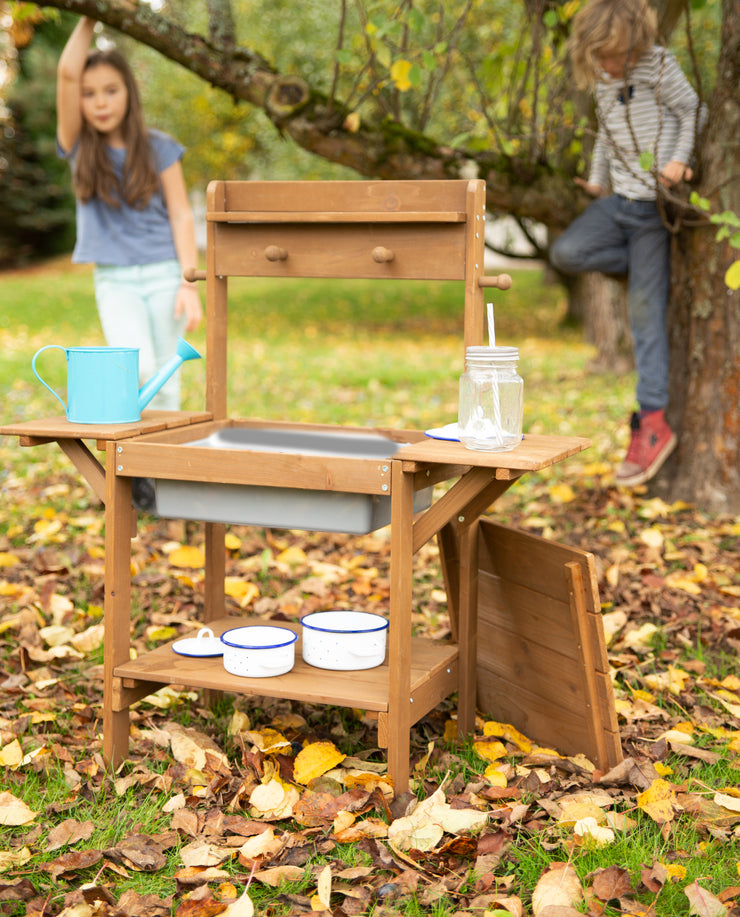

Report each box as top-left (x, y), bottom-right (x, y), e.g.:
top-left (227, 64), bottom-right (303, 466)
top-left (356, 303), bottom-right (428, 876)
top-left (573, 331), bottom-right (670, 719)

top-left (301, 610), bottom-right (389, 670)
top-left (220, 625), bottom-right (297, 677)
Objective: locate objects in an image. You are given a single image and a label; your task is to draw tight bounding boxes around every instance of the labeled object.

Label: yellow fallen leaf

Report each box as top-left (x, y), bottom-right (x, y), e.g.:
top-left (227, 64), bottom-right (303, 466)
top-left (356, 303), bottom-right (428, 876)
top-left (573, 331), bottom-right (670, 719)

top-left (249, 779), bottom-right (299, 820)
top-left (558, 802), bottom-right (608, 827)
top-left (70, 623), bottom-right (105, 653)
top-left (0, 552), bottom-right (20, 567)
top-left (0, 846), bottom-right (32, 871)
top-left (244, 728), bottom-right (290, 754)
top-left (219, 884), bottom-right (254, 917)
top-left (238, 828), bottom-right (284, 861)
top-left (531, 862), bottom-right (583, 914)
top-left (714, 792), bottom-right (740, 813)
top-left (623, 622), bottom-right (659, 652)
top-left (276, 546), bottom-right (306, 567)
top-left (711, 692), bottom-right (740, 719)
top-left (225, 533), bottom-right (242, 551)
top-left (574, 816), bottom-right (615, 846)
top-left (228, 711), bottom-right (252, 735)
top-left (664, 571), bottom-right (702, 595)
top-left (253, 865), bottom-right (305, 887)
top-left (293, 742), bottom-right (346, 785)
top-left (39, 624), bottom-right (75, 647)
top-left (146, 625), bottom-right (179, 643)
top-left (637, 779), bottom-right (678, 824)
top-left (225, 579), bottom-right (259, 606)
top-left (483, 764), bottom-right (508, 787)
top-left (313, 864), bottom-right (332, 911)
top-left (663, 862), bottom-right (687, 881)
top-left (644, 667), bottom-right (691, 696)
top-left (169, 545), bottom-right (206, 568)
top-left (473, 738), bottom-right (507, 762)
top-left (0, 791), bottom-right (37, 826)
top-left (549, 482), bottom-right (576, 503)
top-left (482, 721), bottom-right (533, 753)
top-left (0, 740), bottom-right (23, 768)
top-left (639, 526), bottom-right (664, 549)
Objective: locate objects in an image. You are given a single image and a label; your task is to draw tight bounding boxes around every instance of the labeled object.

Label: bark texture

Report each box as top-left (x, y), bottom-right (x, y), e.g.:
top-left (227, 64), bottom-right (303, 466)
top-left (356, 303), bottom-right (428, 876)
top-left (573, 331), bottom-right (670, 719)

top-left (660, 0), bottom-right (740, 513)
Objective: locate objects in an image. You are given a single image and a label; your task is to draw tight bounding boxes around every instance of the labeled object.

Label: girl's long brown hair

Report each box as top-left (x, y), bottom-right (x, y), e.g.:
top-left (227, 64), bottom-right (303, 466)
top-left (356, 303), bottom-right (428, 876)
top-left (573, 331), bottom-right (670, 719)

top-left (74, 48), bottom-right (160, 209)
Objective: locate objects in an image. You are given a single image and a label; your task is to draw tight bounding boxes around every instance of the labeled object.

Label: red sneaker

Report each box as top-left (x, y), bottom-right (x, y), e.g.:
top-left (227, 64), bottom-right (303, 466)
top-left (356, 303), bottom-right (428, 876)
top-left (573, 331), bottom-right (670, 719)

top-left (616, 409), bottom-right (677, 487)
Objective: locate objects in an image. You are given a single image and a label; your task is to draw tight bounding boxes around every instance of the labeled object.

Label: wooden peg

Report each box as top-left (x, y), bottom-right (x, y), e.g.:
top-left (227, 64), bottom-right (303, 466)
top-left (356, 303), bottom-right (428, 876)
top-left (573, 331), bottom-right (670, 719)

top-left (265, 245), bottom-right (289, 262)
top-left (372, 246), bottom-right (395, 263)
top-left (478, 274), bottom-right (513, 291)
top-left (183, 268), bottom-right (206, 282)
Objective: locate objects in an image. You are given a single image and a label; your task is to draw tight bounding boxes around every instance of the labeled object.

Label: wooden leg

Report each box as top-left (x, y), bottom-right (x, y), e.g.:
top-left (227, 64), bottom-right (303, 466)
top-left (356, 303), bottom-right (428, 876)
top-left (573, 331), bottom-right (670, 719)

top-left (204, 521), bottom-right (226, 624)
top-left (437, 522), bottom-right (460, 642)
top-left (203, 521), bottom-right (226, 707)
top-left (387, 460), bottom-right (415, 794)
top-left (457, 519), bottom-right (479, 737)
top-left (103, 444), bottom-right (134, 768)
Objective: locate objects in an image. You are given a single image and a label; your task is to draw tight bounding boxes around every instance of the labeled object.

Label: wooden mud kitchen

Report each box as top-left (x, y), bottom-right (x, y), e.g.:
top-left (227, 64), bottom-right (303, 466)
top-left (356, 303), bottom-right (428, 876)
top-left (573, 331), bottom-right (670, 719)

top-left (1, 179), bottom-right (621, 793)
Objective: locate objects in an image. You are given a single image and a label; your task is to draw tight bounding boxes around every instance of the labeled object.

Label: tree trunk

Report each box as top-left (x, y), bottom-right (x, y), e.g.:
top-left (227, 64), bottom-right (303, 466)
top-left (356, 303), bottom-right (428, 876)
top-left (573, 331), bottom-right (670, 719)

top-left (569, 274), bottom-right (633, 373)
top-left (656, 0), bottom-right (740, 513)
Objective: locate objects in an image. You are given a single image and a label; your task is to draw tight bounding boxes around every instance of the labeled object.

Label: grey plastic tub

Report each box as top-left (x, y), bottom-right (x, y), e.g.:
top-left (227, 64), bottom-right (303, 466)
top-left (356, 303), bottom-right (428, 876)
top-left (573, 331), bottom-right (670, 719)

top-left (152, 427), bottom-right (432, 534)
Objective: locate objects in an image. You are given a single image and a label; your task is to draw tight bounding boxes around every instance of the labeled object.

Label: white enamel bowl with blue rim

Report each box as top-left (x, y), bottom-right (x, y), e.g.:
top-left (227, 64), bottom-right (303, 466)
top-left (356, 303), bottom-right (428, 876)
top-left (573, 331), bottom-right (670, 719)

top-left (220, 625), bottom-right (297, 677)
top-left (301, 610), bottom-right (389, 670)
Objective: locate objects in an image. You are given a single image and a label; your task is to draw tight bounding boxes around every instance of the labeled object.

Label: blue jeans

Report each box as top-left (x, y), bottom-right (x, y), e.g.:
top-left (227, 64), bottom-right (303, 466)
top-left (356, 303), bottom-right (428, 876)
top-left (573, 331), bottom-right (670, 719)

top-left (550, 195), bottom-right (670, 412)
top-left (93, 259), bottom-right (185, 410)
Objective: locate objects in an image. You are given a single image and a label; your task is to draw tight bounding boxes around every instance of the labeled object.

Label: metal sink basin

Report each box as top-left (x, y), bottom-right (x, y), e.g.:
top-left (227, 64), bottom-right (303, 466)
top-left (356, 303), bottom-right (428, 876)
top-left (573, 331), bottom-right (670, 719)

top-left (152, 426), bottom-right (432, 533)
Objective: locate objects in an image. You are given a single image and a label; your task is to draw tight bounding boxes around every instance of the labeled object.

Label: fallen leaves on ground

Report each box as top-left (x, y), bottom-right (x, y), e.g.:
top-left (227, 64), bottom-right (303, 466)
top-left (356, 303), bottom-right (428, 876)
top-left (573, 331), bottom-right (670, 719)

top-left (1, 463), bottom-right (740, 915)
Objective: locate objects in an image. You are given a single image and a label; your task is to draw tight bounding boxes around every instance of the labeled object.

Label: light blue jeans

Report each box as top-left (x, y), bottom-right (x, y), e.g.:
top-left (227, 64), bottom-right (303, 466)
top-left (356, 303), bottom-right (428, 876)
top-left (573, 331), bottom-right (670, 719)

top-left (93, 259), bottom-right (185, 411)
top-left (550, 194), bottom-right (671, 412)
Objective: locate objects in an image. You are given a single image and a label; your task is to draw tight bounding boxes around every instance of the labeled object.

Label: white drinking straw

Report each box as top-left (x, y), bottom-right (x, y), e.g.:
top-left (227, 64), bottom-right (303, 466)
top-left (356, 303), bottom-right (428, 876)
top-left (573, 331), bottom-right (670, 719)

top-left (487, 301), bottom-right (495, 348)
top-left (486, 302), bottom-right (503, 444)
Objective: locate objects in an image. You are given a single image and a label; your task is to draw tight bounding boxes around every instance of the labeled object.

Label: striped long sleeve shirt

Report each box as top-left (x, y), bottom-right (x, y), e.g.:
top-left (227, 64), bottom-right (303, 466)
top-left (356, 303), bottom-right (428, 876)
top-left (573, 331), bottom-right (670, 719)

top-left (589, 45), bottom-right (704, 201)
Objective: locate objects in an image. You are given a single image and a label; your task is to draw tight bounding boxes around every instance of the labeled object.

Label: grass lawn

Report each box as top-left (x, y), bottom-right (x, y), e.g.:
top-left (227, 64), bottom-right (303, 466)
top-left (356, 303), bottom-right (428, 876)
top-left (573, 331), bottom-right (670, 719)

top-left (5, 257), bottom-right (738, 917)
top-left (1, 255), bottom-right (635, 481)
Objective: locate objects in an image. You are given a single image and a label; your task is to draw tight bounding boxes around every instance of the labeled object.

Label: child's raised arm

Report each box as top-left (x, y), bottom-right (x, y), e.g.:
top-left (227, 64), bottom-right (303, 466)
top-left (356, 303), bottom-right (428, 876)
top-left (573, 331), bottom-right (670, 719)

top-left (57, 16), bottom-right (96, 154)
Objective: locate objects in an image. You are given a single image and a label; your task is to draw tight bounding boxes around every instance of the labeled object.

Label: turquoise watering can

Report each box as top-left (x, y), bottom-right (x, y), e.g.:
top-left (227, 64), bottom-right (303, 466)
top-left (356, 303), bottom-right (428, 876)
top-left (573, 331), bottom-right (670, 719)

top-left (31, 337), bottom-right (201, 424)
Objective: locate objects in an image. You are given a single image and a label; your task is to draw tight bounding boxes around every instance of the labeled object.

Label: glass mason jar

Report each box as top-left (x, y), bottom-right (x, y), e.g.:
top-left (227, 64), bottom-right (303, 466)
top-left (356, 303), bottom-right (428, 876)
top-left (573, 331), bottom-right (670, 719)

top-left (458, 346), bottom-right (523, 452)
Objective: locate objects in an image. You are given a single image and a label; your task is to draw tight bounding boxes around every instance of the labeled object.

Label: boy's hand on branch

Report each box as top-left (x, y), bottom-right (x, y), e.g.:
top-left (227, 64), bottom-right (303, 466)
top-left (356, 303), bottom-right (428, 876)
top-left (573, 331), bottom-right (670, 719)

top-left (660, 160), bottom-right (693, 186)
top-left (574, 177), bottom-right (606, 197)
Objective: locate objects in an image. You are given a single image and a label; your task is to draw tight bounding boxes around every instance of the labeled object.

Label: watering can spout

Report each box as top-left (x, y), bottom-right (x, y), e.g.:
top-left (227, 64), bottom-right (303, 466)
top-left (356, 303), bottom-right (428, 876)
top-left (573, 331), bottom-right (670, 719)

top-left (138, 338), bottom-right (201, 411)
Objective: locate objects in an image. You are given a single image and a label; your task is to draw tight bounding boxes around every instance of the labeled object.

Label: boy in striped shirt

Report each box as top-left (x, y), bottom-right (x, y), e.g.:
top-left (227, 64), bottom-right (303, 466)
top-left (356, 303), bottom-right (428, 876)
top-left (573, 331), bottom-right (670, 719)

top-left (550, 0), bottom-right (704, 487)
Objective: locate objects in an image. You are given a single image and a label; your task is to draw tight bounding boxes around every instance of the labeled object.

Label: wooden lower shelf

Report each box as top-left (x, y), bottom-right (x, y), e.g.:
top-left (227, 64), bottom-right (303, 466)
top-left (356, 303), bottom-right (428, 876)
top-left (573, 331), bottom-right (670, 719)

top-left (114, 616), bottom-right (459, 723)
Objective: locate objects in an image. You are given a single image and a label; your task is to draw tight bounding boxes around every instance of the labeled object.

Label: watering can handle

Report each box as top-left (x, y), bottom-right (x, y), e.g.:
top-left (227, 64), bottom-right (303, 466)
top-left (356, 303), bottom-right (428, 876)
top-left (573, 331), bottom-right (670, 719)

top-left (32, 345), bottom-right (68, 413)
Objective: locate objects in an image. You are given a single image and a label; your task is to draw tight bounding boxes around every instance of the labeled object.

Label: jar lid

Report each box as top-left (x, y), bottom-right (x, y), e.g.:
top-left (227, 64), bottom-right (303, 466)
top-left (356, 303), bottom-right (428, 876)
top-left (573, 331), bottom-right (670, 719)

top-left (465, 345), bottom-right (519, 360)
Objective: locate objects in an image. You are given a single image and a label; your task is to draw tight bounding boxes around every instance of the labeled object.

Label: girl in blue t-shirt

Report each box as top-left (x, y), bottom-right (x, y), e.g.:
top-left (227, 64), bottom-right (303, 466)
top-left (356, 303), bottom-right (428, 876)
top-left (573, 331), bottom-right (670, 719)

top-left (57, 16), bottom-right (202, 413)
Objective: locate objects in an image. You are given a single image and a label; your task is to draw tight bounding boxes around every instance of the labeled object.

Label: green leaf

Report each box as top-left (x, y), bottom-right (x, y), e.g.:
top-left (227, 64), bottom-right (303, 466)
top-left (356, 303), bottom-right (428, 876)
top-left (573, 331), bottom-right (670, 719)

top-left (543, 9), bottom-right (559, 28)
top-left (639, 150), bottom-right (654, 172)
top-left (407, 7), bottom-right (426, 32)
top-left (730, 231), bottom-right (740, 249)
top-left (689, 191), bottom-right (711, 211)
top-left (720, 210), bottom-right (740, 228)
